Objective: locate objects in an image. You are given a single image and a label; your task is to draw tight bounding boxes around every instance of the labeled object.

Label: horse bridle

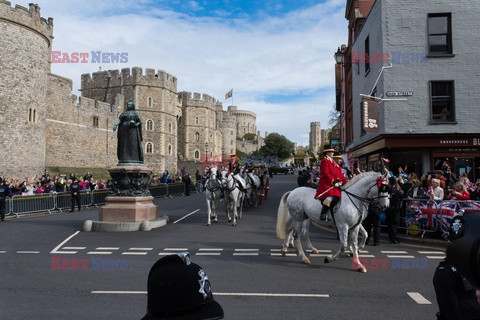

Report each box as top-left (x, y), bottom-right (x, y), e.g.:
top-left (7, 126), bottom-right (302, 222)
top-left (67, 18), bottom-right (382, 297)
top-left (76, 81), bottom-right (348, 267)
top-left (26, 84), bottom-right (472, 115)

top-left (206, 172), bottom-right (222, 192)
top-left (221, 171), bottom-right (238, 193)
top-left (340, 179), bottom-right (390, 218)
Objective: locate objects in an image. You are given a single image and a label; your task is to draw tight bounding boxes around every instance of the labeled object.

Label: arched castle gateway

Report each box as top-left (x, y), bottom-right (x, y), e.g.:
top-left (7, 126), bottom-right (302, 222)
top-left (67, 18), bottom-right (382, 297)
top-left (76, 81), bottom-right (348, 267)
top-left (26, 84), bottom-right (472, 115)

top-left (0, 2), bottom-right (265, 178)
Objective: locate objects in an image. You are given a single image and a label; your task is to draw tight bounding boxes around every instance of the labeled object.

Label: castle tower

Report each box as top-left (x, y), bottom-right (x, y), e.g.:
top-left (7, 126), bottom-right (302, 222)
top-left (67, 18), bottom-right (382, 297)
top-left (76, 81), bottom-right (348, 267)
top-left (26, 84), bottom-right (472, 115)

top-left (309, 122), bottom-right (321, 152)
top-left (0, 2), bottom-right (53, 177)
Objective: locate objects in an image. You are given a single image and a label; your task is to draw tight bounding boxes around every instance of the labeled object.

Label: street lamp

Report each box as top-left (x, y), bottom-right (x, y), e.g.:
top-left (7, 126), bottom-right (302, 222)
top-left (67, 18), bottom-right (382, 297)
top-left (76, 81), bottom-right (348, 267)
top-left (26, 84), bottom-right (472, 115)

top-left (334, 46), bottom-right (344, 65)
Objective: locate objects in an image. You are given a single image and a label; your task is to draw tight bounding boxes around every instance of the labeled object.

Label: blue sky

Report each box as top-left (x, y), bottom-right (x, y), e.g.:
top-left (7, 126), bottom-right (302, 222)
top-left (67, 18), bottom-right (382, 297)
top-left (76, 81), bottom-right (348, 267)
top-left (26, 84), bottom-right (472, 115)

top-left (17, 0), bottom-right (347, 146)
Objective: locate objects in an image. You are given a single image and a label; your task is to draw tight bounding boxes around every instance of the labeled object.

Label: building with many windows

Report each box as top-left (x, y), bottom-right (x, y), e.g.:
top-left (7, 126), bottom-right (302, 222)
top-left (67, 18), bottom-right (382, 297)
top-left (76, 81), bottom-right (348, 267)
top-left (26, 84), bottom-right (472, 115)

top-left (336, 0), bottom-right (480, 180)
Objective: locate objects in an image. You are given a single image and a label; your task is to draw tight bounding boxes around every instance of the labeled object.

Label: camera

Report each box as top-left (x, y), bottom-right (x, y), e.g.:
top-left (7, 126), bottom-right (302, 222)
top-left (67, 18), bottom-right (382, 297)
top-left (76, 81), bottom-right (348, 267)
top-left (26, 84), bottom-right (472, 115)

top-left (446, 214), bottom-right (480, 289)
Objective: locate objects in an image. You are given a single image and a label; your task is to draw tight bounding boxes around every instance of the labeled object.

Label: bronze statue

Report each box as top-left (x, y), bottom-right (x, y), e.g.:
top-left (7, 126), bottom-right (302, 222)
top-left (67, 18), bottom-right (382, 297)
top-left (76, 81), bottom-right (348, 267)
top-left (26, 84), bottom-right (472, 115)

top-left (113, 100), bottom-right (144, 165)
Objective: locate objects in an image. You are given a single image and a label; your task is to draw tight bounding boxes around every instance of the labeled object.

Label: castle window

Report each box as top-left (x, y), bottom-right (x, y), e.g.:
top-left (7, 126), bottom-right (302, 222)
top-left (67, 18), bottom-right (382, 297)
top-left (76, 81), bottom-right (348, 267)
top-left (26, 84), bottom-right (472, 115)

top-left (168, 144), bottom-right (172, 155)
top-left (146, 119), bottom-right (154, 131)
top-left (145, 142), bottom-right (153, 154)
top-left (230, 140), bottom-right (233, 145)
top-left (194, 150), bottom-right (200, 159)
top-left (28, 108), bottom-right (37, 123)
top-left (230, 149), bottom-right (234, 154)
top-left (168, 123), bottom-right (172, 133)
top-left (195, 117), bottom-right (199, 125)
top-left (93, 116), bottom-right (99, 127)
top-left (195, 132), bottom-right (200, 142)
top-left (147, 97), bottom-right (153, 108)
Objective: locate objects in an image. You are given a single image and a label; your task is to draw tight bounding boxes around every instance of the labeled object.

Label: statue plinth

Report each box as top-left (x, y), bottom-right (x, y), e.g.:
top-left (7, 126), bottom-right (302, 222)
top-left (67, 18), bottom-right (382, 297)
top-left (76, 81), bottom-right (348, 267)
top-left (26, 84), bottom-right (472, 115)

top-left (99, 165), bottom-right (158, 223)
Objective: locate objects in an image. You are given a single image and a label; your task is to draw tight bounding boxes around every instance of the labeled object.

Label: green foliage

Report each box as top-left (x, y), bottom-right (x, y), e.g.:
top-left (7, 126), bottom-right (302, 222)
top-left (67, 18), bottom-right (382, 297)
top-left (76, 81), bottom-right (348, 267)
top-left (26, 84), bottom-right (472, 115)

top-left (243, 133), bottom-right (256, 141)
top-left (258, 132), bottom-right (294, 161)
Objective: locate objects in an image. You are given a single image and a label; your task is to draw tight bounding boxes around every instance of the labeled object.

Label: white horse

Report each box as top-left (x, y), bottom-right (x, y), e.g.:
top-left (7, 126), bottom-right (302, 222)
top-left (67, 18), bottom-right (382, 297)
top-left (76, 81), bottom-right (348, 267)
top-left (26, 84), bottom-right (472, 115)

top-left (242, 171), bottom-right (261, 207)
top-left (220, 169), bottom-right (245, 226)
top-left (276, 172), bottom-right (390, 272)
top-left (205, 167), bottom-right (223, 226)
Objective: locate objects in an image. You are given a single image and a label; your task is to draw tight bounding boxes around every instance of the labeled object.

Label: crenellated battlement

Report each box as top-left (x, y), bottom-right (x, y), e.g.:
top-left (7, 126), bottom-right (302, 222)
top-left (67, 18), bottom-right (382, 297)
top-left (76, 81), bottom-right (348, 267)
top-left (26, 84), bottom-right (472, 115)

top-left (178, 91), bottom-right (223, 111)
top-left (227, 105), bottom-right (256, 119)
top-left (81, 67), bottom-right (177, 94)
top-left (0, 1), bottom-right (53, 45)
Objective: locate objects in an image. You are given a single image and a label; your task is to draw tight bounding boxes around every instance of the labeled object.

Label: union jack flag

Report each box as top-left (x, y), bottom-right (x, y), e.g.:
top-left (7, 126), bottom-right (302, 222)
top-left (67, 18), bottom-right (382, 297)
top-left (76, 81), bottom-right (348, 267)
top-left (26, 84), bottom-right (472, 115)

top-left (457, 200), bottom-right (480, 214)
top-left (405, 200), bottom-right (436, 229)
top-left (439, 201), bottom-right (458, 239)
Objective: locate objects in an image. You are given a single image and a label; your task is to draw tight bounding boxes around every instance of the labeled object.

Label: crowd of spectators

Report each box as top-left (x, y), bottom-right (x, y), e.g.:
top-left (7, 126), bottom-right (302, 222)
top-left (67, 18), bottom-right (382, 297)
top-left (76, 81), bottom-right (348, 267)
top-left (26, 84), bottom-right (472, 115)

top-left (0, 170), bottom-right (110, 197)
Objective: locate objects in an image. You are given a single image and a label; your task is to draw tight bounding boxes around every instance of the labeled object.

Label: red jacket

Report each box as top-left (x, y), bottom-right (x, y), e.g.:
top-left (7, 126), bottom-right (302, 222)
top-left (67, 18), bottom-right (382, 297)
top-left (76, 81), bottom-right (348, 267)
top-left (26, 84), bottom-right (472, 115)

top-left (314, 157), bottom-right (348, 200)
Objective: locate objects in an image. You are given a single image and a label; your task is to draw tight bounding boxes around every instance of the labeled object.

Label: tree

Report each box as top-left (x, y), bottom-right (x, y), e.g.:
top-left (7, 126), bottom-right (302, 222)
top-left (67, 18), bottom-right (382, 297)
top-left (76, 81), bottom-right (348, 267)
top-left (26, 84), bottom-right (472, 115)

top-left (243, 133), bottom-right (256, 141)
top-left (258, 132), bottom-right (294, 161)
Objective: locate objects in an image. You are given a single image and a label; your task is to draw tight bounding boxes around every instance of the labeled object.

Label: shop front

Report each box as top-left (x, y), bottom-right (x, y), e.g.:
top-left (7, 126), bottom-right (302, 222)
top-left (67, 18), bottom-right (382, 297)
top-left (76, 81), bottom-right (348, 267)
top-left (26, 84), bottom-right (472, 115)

top-left (348, 134), bottom-right (480, 181)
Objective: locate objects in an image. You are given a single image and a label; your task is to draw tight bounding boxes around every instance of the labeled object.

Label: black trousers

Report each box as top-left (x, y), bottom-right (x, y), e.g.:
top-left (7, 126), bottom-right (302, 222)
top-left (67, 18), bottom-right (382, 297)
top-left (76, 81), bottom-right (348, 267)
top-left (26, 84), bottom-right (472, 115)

top-left (0, 198), bottom-right (6, 220)
top-left (386, 207), bottom-right (400, 241)
top-left (363, 207), bottom-right (380, 244)
top-left (71, 193), bottom-right (81, 211)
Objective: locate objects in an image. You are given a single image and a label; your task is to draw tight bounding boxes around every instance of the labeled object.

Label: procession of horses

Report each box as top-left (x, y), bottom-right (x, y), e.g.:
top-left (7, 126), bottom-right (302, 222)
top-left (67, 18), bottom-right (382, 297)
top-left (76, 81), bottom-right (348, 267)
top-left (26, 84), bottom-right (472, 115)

top-left (203, 161), bottom-right (391, 273)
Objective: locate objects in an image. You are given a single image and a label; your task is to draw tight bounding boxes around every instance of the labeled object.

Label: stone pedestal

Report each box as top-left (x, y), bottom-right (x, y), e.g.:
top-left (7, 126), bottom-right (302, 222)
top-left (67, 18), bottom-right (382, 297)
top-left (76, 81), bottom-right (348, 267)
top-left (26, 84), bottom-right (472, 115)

top-left (99, 196), bottom-right (157, 222)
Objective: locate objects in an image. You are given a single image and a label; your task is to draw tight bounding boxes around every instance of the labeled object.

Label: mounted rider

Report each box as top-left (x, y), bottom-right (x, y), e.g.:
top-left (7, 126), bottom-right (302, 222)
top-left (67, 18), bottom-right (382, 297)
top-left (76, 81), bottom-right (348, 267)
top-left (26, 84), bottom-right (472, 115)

top-left (229, 158), bottom-right (246, 191)
top-left (314, 148), bottom-right (348, 220)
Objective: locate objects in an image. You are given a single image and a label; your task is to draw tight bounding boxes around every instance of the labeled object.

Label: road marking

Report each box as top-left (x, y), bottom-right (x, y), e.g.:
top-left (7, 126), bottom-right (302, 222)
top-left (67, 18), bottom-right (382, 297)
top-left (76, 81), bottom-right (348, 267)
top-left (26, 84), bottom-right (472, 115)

top-left (309, 254), bottom-right (332, 258)
top-left (418, 251), bottom-right (444, 254)
top-left (96, 247), bottom-right (119, 250)
top-left (50, 231), bottom-right (80, 254)
top-left (358, 254), bottom-right (375, 258)
top-left (407, 292), bottom-right (431, 304)
top-left (122, 252), bottom-right (148, 255)
top-left (270, 249), bottom-right (282, 252)
top-left (426, 256), bottom-right (446, 259)
top-left (309, 249), bottom-right (332, 253)
top-left (62, 247), bottom-right (86, 250)
top-left (381, 251), bottom-right (408, 254)
top-left (271, 253), bottom-right (297, 257)
top-left (164, 248), bottom-right (188, 251)
top-left (91, 291), bottom-right (329, 298)
top-left (196, 253), bottom-right (221, 256)
top-left (198, 248), bottom-right (223, 251)
top-left (234, 249), bottom-right (259, 252)
top-left (87, 252), bottom-right (113, 255)
top-left (386, 255), bottom-right (415, 259)
top-left (0, 251), bottom-right (6, 254)
top-left (16, 251), bottom-right (40, 254)
top-left (233, 253), bottom-right (259, 256)
top-left (173, 209), bottom-right (200, 224)
top-left (128, 248), bottom-right (153, 251)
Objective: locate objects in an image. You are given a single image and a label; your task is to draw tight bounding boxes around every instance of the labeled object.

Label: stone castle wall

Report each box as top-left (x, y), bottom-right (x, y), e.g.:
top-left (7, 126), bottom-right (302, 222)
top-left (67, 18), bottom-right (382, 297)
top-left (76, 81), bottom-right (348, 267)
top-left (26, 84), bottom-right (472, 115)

top-left (0, 2), bottom-right (53, 178)
top-left (226, 105), bottom-right (256, 137)
top-left (45, 74), bottom-right (118, 169)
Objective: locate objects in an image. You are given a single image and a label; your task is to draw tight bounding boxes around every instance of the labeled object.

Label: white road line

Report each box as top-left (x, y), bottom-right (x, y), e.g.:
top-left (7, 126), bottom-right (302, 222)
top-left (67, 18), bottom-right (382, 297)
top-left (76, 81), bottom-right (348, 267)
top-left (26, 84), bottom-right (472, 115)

top-left (96, 247), bottom-right (119, 250)
top-left (173, 209), bottom-right (200, 224)
top-left (270, 249), bottom-right (282, 252)
top-left (407, 292), bottom-right (432, 304)
top-left (306, 249), bottom-right (332, 253)
top-left (164, 248), bottom-right (188, 251)
top-left (309, 254), bottom-right (332, 258)
top-left (52, 251), bottom-right (77, 255)
top-left (122, 252), bottom-right (148, 255)
top-left (426, 256), bottom-right (446, 259)
top-left (0, 251), bottom-right (6, 254)
top-left (198, 248), bottom-right (223, 251)
top-left (271, 253), bottom-right (297, 257)
top-left (387, 255), bottom-right (415, 259)
top-left (17, 251), bottom-right (40, 254)
top-left (381, 251), bottom-right (408, 254)
top-left (62, 247), bottom-right (86, 250)
top-left (418, 251), bottom-right (444, 254)
top-left (91, 291), bottom-right (330, 298)
top-left (50, 231), bottom-right (80, 254)
top-left (128, 248), bottom-right (153, 251)
top-left (233, 253), bottom-right (259, 256)
top-left (158, 252), bottom-right (175, 256)
top-left (359, 250), bottom-right (369, 253)
top-left (87, 252), bottom-right (113, 255)
top-left (196, 253), bottom-right (221, 256)
top-left (234, 249), bottom-right (259, 252)
top-left (358, 254), bottom-right (375, 258)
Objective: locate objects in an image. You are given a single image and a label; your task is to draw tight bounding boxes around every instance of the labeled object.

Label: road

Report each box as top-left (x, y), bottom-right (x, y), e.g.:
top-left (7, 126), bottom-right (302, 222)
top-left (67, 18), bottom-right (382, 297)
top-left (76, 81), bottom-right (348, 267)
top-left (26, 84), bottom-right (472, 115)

top-left (0, 174), bottom-right (443, 319)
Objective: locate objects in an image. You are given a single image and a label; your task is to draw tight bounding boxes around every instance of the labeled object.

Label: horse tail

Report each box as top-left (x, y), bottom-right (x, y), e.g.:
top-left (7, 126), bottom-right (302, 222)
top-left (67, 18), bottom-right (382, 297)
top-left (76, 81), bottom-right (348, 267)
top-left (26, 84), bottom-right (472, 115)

top-left (276, 191), bottom-right (291, 240)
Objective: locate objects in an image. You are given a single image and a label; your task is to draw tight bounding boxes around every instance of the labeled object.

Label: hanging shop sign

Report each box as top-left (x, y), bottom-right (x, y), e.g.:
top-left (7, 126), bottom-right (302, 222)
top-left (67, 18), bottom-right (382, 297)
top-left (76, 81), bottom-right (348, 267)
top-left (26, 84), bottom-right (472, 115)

top-left (362, 97), bottom-right (379, 132)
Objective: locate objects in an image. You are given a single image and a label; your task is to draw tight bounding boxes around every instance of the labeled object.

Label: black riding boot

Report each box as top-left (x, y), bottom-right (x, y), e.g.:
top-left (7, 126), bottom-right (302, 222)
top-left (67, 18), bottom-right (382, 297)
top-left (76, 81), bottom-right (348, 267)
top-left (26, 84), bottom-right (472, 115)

top-left (319, 204), bottom-right (329, 221)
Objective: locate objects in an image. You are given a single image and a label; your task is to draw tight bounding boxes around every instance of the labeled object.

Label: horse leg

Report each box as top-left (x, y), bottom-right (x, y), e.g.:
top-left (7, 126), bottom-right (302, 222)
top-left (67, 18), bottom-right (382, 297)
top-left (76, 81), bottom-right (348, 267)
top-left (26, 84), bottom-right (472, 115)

top-left (231, 195), bottom-right (237, 226)
top-left (302, 219), bottom-right (319, 254)
top-left (206, 196), bottom-right (212, 226)
top-left (292, 221), bottom-right (310, 264)
top-left (358, 224), bottom-right (368, 249)
top-left (212, 197), bottom-right (218, 223)
top-left (350, 227), bottom-right (367, 273)
top-left (325, 225), bottom-right (348, 263)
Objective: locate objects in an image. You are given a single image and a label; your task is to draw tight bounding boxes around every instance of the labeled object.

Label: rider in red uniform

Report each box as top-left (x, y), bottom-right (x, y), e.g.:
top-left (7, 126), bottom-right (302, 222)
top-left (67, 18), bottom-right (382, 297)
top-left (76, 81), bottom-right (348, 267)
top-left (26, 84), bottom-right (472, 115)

top-left (314, 149), bottom-right (348, 220)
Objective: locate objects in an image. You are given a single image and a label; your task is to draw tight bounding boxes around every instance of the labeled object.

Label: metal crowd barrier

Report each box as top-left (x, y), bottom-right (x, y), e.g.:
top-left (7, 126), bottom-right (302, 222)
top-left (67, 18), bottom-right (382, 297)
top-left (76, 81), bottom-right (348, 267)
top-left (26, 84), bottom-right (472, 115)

top-left (3, 183), bottom-right (193, 217)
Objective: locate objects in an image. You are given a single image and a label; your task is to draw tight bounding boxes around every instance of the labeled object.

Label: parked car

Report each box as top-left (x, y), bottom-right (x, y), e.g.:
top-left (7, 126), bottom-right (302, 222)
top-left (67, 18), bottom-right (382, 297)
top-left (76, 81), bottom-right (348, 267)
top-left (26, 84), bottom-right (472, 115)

top-left (268, 164), bottom-right (294, 175)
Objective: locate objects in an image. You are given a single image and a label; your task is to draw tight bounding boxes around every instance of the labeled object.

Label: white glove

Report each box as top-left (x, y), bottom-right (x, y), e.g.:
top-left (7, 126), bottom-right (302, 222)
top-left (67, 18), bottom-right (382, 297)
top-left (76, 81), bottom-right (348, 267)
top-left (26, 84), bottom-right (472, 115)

top-left (334, 183), bottom-right (340, 188)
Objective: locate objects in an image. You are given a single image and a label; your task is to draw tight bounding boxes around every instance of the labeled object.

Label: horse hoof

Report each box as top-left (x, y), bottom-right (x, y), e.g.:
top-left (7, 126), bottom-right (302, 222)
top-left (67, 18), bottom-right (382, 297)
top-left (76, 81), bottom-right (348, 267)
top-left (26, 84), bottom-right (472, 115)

top-left (324, 257), bottom-right (331, 264)
top-left (358, 268), bottom-right (367, 273)
top-left (281, 250), bottom-right (286, 257)
top-left (288, 243), bottom-right (294, 248)
top-left (207, 223), bottom-right (210, 226)
top-left (228, 218), bottom-right (232, 223)
top-left (311, 248), bottom-right (319, 254)
top-left (302, 259), bottom-right (311, 265)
